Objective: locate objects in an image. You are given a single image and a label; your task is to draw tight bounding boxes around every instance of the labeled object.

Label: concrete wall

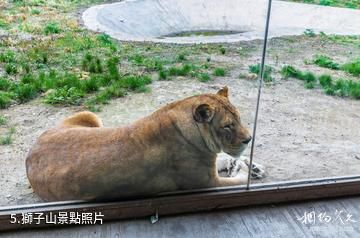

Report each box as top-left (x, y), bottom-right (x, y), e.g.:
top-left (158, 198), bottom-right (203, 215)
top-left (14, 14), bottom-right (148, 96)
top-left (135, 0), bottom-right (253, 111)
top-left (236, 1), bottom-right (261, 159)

top-left (83, 0), bottom-right (360, 43)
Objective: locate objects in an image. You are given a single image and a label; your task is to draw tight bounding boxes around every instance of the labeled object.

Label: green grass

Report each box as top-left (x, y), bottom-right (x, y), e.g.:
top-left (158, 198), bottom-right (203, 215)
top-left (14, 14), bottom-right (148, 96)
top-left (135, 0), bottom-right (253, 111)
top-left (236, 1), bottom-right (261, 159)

top-left (44, 22), bottom-right (61, 35)
top-left (333, 79), bottom-right (349, 97)
top-left (281, 65), bottom-right (316, 82)
top-left (0, 77), bottom-right (13, 91)
top-left (158, 70), bottom-right (169, 81)
top-left (96, 33), bottom-right (113, 46)
top-left (5, 63), bottom-right (18, 75)
top-left (168, 64), bottom-right (193, 77)
top-left (82, 53), bottom-right (103, 73)
top-left (106, 56), bottom-right (121, 81)
top-left (0, 92), bottom-right (12, 109)
top-left (129, 54), bottom-right (166, 71)
top-left (121, 75), bottom-right (152, 91)
top-left (249, 64), bottom-right (273, 82)
top-left (85, 85), bottom-right (126, 110)
top-left (322, 35), bottom-right (360, 48)
top-left (0, 115), bottom-right (6, 126)
top-left (55, 32), bottom-right (107, 53)
top-left (177, 53), bottom-right (187, 61)
top-left (342, 59), bottom-right (360, 77)
top-left (281, 65), bottom-right (302, 79)
top-left (0, 0), bottom-right (262, 111)
top-left (281, 65), bottom-right (314, 82)
top-left (219, 46), bottom-right (226, 55)
top-left (98, 84), bottom-right (126, 102)
top-left (39, 68), bottom-right (146, 107)
top-left (281, 65), bottom-right (360, 99)
top-left (157, 62), bottom-right (215, 82)
top-left (82, 75), bottom-right (101, 93)
top-left (0, 49), bottom-right (164, 109)
top-left (319, 0), bottom-right (332, 6)
top-left (129, 54), bottom-right (167, 72)
top-left (84, 74), bottom-right (151, 110)
top-left (198, 73), bottom-right (211, 82)
top-left (143, 58), bottom-right (165, 71)
top-left (44, 86), bottom-right (85, 105)
top-left (0, 127), bottom-right (16, 145)
top-left (324, 86), bottom-right (335, 95)
top-left (319, 74), bottom-right (333, 88)
top-left (302, 72), bottom-right (317, 83)
top-left (202, 63), bottom-right (210, 69)
top-left (305, 82), bottom-right (315, 89)
top-left (0, 50), bottom-right (16, 63)
top-left (0, 19), bottom-right (10, 30)
top-left (303, 29), bottom-right (316, 37)
top-left (30, 8), bottom-right (41, 15)
top-left (313, 55), bottom-right (340, 70)
top-left (349, 80), bottom-right (360, 99)
top-left (290, 0), bottom-right (360, 9)
top-left (15, 84), bottom-right (38, 103)
top-left (213, 67), bottom-right (226, 77)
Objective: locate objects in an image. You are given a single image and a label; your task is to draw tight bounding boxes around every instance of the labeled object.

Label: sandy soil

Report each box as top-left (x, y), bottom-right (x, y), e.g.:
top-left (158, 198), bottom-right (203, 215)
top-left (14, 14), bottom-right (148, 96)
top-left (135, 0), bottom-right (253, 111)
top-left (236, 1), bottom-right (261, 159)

top-left (1, 37), bottom-right (360, 206)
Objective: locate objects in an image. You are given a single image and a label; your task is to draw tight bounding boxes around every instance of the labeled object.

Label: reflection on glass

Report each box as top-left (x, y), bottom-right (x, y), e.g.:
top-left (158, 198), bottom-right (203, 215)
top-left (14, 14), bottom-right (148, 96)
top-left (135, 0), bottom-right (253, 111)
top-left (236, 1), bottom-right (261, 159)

top-left (1, 0), bottom-right (358, 207)
top-left (0, 0), bottom-right (269, 206)
top-left (253, 0), bottom-right (360, 184)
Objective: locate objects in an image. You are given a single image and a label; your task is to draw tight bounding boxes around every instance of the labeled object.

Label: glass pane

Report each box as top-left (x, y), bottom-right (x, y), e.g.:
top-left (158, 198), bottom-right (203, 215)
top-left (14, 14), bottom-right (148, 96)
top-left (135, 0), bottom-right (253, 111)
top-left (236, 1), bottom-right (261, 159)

top-left (252, 0), bottom-right (360, 184)
top-left (0, 0), bottom-right (269, 206)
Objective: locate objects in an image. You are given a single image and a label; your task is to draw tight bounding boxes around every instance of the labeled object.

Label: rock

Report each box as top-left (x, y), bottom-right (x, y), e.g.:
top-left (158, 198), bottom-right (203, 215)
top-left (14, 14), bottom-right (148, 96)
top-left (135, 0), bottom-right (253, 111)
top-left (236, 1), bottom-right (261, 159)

top-left (208, 84), bottom-right (224, 90)
top-left (246, 73), bottom-right (258, 80)
top-left (18, 32), bottom-right (33, 41)
top-left (43, 89), bottom-right (56, 97)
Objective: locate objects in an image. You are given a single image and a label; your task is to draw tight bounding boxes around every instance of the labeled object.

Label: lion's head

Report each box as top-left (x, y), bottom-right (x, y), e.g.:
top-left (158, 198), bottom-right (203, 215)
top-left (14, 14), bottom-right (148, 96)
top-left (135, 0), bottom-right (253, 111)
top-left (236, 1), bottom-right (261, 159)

top-left (192, 86), bottom-right (252, 157)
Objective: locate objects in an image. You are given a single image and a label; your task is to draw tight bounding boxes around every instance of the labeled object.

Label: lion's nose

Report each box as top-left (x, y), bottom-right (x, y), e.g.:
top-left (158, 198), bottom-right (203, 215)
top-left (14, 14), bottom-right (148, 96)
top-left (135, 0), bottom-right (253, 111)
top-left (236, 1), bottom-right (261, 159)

top-left (242, 136), bottom-right (252, 144)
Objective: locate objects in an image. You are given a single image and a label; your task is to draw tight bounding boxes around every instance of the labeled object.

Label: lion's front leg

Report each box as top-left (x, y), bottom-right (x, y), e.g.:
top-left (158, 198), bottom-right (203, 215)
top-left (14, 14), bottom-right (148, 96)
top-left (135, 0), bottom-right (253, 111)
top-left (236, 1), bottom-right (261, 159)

top-left (216, 153), bottom-right (236, 177)
top-left (216, 153), bottom-right (248, 177)
top-left (215, 153), bottom-right (248, 186)
top-left (215, 172), bottom-right (249, 186)
top-left (215, 154), bottom-right (266, 187)
top-left (243, 158), bottom-right (266, 180)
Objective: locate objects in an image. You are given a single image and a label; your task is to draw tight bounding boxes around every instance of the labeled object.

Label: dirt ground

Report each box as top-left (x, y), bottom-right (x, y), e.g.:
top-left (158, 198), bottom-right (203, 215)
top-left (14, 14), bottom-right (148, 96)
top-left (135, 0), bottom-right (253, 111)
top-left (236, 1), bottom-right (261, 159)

top-left (1, 36), bottom-right (360, 206)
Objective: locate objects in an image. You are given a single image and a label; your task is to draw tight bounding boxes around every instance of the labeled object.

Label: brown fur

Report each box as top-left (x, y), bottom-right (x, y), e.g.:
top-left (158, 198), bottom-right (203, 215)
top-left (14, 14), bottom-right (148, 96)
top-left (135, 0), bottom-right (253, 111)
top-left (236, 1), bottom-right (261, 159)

top-left (26, 87), bottom-right (251, 201)
top-left (59, 111), bottom-right (103, 128)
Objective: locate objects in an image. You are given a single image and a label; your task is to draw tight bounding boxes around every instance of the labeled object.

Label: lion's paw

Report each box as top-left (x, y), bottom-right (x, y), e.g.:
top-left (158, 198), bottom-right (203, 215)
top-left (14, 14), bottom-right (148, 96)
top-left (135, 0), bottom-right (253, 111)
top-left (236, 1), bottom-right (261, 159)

top-left (228, 159), bottom-right (243, 177)
top-left (244, 159), bottom-right (266, 180)
top-left (217, 154), bottom-right (244, 177)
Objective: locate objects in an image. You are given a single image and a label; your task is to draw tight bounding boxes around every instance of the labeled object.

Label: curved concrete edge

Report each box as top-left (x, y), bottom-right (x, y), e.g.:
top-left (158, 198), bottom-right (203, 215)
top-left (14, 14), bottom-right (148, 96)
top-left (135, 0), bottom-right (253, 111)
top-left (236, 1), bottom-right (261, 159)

top-left (82, 0), bottom-right (360, 44)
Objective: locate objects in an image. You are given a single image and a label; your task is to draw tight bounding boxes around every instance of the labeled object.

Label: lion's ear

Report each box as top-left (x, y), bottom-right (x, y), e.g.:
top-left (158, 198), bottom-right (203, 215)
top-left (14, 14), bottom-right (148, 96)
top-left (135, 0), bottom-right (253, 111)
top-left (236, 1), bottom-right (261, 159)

top-left (193, 104), bottom-right (215, 123)
top-left (217, 86), bottom-right (228, 98)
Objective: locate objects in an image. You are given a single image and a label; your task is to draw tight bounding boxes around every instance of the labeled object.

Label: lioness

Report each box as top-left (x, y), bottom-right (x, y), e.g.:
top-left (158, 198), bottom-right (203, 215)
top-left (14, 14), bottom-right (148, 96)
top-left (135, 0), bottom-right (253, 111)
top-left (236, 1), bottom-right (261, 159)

top-left (26, 87), bottom-right (262, 201)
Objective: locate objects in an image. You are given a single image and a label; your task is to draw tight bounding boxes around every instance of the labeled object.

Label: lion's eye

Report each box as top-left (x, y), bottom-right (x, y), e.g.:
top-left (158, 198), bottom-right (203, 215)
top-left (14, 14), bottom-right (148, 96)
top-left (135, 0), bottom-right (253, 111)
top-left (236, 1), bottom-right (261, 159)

top-left (223, 126), bottom-right (232, 140)
top-left (223, 125), bottom-right (232, 137)
top-left (224, 123), bottom-right (234, 130)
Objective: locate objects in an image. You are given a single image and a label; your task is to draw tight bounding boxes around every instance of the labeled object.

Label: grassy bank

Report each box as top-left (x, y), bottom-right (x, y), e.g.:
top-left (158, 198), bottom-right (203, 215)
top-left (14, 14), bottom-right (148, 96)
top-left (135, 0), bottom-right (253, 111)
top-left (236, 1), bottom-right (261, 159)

top-left (0, 0), bottom-right (232, 111)
top-left (288, 0), bottom-right (360, 9)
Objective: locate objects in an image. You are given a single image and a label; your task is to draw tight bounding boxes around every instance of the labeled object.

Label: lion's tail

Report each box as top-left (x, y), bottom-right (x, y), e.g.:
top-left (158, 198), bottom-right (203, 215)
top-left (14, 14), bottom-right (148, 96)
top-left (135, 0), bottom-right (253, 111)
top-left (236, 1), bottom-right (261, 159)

top-left (59, 111), bottom-right (103, 128)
